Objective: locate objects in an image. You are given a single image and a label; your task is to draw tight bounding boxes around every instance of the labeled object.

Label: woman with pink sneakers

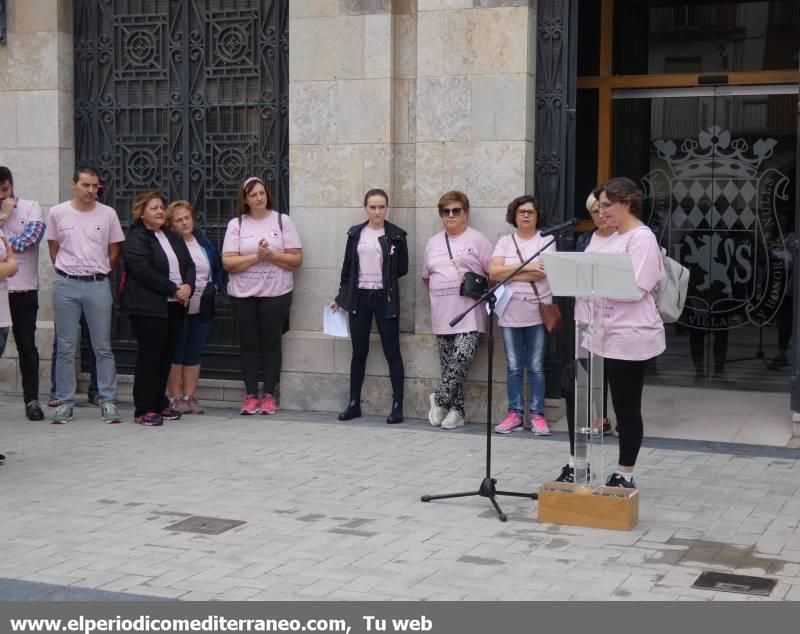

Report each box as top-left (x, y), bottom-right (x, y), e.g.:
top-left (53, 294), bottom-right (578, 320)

top-left (489, 196), bottom-right (555, 436)
top-left (222, 177), bottom-right (303, 415)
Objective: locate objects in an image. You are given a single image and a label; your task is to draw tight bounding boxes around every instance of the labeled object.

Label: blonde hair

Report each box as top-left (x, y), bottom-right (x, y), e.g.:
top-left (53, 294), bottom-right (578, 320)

top-left (166, 200), bottom-right (194, 226)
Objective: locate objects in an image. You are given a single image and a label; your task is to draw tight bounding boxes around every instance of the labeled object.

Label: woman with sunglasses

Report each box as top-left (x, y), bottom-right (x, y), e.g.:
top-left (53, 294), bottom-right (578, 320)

top-left (330, 188), bottom-right (408, 424)
top-left (489, 196), bottom-right (555, 436)
top-left (222, 177), bottom-right (303, 416)
top-left (574, 177), bottom-right (665, 489)
top-left (422, 190), bottom-right (492, 430)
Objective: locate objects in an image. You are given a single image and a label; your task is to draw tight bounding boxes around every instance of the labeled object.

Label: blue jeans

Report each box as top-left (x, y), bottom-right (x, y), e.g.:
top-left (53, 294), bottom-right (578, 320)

top-left (172, 314), bottom-right (212, 366)
top-left (501, 324), bottom-right (546, 415)
top-left (50, 315), bottom-right (98, 398)
top-left (53, 277), bottom-right (117, 406)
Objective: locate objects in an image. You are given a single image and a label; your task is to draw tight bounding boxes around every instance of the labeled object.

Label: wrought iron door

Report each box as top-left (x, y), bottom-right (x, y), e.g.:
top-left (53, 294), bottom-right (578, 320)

top-left (74, 0), bottom-right (289, 375)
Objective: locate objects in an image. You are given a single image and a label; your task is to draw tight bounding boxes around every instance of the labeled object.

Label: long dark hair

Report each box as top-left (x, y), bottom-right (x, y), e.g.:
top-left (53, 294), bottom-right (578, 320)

top-left (236, 177), bottom-right (274, 217)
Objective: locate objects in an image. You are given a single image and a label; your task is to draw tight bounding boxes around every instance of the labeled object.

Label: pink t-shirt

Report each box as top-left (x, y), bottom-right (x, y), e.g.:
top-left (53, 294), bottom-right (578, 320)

top-left (492, 231), bottom-right (555, 328)
top-left (155, 230), bottom-right (183, 302)
top-left (44, 202), bottom-right (125, 275)
top-left (4, 198), bottom-right (43, 292)
top-left (222, 212), bottom-right (302, 298)
top-left (186, 238), bottom-right (209, 315)
top-left (357, 226), bottom-right (385, 289)
top-left (0, 233), bottom-right (12, 328)
top-left (422, 227), bottom-right (493, 335)
top-left (590, 225), bottom-right (665, 361)
top-left (575, 232), bottom-right (615, 324)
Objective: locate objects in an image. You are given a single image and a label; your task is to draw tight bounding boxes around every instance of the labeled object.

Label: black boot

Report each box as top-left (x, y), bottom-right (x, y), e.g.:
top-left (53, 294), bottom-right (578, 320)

top-left (338, 399), bottom-right (362, 421)
top-left (386, 398), bottom-right (403, 424)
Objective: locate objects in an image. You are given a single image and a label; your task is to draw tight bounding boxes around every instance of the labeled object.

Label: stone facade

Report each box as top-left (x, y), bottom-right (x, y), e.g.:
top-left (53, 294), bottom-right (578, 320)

top-left (0, 0), bottom-right (73, 396)
top-left (284, 0), bottom-right (544, 423)
top-left (0, 0), bottom-right (554, 424)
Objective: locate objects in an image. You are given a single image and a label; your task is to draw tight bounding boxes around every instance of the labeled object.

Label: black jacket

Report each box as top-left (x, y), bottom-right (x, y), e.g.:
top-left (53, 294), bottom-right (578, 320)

top-left (191, 229), bottom-right (226, 322)
top-left (120, 222), bottom-right (196, 318)
top-left (334, 220), bottom-right (408, 319)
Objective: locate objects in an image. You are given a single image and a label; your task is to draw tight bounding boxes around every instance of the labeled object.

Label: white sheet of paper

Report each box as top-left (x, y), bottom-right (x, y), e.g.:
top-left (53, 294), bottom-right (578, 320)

top-left (323, 306), bottom-right (349, 338)
top-left (486, 285), bottom-right (513, 316)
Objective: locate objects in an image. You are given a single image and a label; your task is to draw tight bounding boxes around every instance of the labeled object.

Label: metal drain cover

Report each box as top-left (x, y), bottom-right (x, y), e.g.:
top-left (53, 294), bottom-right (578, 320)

top-left (692, 571), bottom-right (777, 596)
top-left (165, 516), bottom-right (246, 535)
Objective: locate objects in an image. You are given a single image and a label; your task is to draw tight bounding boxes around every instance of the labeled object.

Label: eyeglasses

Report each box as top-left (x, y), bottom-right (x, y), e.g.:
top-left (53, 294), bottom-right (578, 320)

top-left (439, 207), bottom-right (463, 217)
top-left (597, 202), bottom-right (613, 210)
top-left (516, 209), bottom-right (537, 217)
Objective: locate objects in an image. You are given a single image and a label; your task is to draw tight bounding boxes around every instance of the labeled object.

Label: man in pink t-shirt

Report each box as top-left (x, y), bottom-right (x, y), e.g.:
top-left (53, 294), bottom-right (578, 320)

top-left (0, 166), bottom-right (46, 421)
top-left (45, 166), bottom-right (126, 425)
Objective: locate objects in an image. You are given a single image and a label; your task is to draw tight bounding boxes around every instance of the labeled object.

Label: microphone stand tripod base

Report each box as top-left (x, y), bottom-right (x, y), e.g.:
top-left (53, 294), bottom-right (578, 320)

top-left (421, 478), bottom-right (538, 523)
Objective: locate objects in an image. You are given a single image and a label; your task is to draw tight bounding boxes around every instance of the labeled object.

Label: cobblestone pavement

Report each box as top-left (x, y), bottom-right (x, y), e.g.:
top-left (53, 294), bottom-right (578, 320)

top-left (2, 395), bottom-right (800, 602)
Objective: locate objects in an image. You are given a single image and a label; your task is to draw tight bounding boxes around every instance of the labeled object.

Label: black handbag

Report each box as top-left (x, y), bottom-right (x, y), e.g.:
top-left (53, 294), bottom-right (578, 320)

top-left (446, 233), bottom-right (489, 300)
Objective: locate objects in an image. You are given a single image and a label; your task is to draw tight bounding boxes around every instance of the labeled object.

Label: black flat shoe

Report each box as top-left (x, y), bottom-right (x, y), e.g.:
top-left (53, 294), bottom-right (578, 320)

top-left (386, 399), bottom-right (403, 424)
top-left (25, 400), bottom-right (44, 421)
top-left (338, 400), bottom-right (362, 421)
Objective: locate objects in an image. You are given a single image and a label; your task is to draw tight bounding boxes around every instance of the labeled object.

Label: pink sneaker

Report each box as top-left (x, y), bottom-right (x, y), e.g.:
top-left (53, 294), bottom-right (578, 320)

top-left (240, 395), bottom-right (260, 415)
top-left (261, 394), bottom-right (277, 415)
top-left (531, 413), bottom-right (551, 436)
top-left (494, 410), bottom-right (523, 434)
top-left (172, 397), bottom-right (192, 414)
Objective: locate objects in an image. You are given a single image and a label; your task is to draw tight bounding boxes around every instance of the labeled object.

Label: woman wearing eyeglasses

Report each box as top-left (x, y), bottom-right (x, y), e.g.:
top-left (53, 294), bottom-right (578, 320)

top-left (489, 196), bottom-right (555, 436)
top-left (556, 188), bottom-right (616, 484)
top-left (330, 188), bottom-right (408, 424)
top-left (422, 191), bottom-right (493, 430)
top-left (571, 177), bottom-right (664, 489)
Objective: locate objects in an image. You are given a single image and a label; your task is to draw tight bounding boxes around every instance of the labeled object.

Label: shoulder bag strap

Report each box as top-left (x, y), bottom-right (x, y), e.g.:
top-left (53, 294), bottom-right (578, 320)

top-left (510, 233), bottom-right (542, 301)
top-left (445, 232), bottom-right (462, 276)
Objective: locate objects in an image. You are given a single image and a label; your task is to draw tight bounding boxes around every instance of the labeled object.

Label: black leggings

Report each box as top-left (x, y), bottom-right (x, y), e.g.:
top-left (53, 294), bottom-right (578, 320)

top-left (232, 293), bottom-right (292, 396)
top-left (605, 358), bottom-right (649, 468)
top-left (565, 357), bottom-right (649, 467)
top-left (348, 289), bottom-right (404, 401)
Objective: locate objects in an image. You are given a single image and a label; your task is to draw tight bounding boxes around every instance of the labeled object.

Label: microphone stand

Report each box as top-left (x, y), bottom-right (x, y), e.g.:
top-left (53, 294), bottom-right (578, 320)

top-left (421, 226), bottom-right (572, 522)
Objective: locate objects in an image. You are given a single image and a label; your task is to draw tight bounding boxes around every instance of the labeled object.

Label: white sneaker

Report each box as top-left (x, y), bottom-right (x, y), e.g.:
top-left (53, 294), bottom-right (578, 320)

top-left (428, 393), bottom-right (447, 427)
top-left (441, 409), bottom-right (465, 430)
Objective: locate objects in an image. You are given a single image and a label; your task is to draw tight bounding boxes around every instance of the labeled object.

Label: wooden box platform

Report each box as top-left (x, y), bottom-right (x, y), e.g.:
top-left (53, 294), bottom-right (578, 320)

top-left (537, 481), bottom-right (639, 531)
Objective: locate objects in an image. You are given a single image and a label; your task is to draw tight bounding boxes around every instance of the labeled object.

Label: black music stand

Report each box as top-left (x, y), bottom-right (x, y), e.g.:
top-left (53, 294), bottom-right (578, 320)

top-left (421, 225), bottom-right (574, 522)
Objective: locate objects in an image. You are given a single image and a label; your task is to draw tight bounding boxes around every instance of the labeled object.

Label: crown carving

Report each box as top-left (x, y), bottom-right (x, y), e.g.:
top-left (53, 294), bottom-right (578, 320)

top-left (654, 126), bottom-right (776, 179)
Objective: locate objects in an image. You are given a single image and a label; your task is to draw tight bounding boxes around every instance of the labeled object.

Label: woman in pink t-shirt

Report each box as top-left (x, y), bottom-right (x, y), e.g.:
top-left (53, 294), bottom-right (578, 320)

top-left (574, 177), bottom-right (665, 489)
top-left (490, 196), bottom-right (555, 437)
top-left (330, 189), bottom-right (409, 424)
top-left (422, 190), bottom-right (492, 430)
top-left (222, 177), bottom-right (303, 416)
top-left (0, 231), bottom-right (18, 465)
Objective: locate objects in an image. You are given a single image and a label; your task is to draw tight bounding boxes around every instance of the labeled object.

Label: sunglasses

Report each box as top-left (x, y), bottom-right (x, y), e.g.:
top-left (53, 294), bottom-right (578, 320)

top-left (439, 207), bottom-right (464, 217)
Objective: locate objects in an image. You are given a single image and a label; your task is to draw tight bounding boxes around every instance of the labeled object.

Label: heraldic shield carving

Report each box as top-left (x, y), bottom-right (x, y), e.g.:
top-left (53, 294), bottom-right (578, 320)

top-left (644, 126), bottom-right (791, 332)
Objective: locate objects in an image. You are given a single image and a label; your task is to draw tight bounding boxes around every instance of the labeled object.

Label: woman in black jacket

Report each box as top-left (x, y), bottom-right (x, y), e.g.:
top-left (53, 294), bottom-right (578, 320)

top-left (121, 191), bottom-right (195, 427)
top-left (329, 188), bottom-right (408, 424)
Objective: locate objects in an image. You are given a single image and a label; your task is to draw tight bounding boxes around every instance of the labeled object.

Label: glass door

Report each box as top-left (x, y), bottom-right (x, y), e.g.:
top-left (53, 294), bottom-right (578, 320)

top-left (612, 85), bottom-right (797, 392)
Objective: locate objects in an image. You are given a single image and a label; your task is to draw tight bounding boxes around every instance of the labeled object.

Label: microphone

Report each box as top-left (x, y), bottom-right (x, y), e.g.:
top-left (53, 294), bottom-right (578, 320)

top-left (540, 217), bottom-right (579, 237)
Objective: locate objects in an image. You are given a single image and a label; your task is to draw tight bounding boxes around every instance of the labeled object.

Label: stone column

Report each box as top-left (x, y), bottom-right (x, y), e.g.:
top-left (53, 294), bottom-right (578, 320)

top-left (283, 1), bottom-right (546, 424)
top-left (0, 0), bottom-right (74, 394)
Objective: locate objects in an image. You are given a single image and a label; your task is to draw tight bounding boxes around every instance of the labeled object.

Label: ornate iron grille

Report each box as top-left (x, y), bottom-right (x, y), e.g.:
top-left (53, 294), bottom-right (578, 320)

top-left (74, 0), bottom-right (289, 374)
